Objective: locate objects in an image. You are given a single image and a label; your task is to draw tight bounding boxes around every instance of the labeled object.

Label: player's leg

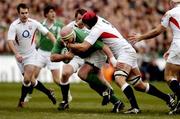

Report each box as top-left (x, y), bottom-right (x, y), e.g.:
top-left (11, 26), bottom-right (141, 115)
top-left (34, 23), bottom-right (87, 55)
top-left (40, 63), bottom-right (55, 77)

top-left (18, 64), bottom-right (35, 107)
top-left (129, 67), bottom-right (175, 110)
top-left (78, 64), bottom-right (124, 112)
top-left (165, 63), bottom-right (180, 114)
top-left (29, 66), bottom-right (56, 105)
top-left (57, 64), bottom-right (74, 110)
top-left (114, 62), bottom-right (140, 114)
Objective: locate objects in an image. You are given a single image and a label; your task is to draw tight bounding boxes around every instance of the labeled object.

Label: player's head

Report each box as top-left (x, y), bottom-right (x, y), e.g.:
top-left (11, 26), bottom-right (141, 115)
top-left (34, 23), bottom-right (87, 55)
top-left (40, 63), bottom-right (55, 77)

top-left (170, 0), bottom-right (180, 7)
top-left (74, 8), bottom-right (87, 29)
top-left (60, 26), bottom-right (76, 44)
top-left (82, 11), bottom-right (98, 29)
top-left (17, 3), bottom-right (29, 23)
top-left (44, 5), bottom-right (56, 21)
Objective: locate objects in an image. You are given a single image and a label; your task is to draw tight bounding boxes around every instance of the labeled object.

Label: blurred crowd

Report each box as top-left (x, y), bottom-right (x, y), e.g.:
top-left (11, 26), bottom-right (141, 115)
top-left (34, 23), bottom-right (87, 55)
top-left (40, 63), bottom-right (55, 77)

top-left (0, 0), bottom-right (173, 80)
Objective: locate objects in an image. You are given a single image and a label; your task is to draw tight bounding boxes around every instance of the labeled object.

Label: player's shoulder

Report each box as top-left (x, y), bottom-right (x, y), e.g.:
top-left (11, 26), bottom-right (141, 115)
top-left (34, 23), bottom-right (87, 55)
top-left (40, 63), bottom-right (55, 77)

top-left (11, 19), bottom-right (21, 26)
top-left (55, 19), bottom-right (64, 27)
top-left (166, 6), bottom-right (180, 15)
top-left (28, 18), bottom-right (41, 25)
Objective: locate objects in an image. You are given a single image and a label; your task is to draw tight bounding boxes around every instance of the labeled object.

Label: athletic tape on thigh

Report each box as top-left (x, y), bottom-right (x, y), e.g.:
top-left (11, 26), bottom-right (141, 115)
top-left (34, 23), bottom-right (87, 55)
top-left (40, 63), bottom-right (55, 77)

top-left (114, 70), bottom-right (129, 78)
top-left (128, 76), bottom-right (141, 86)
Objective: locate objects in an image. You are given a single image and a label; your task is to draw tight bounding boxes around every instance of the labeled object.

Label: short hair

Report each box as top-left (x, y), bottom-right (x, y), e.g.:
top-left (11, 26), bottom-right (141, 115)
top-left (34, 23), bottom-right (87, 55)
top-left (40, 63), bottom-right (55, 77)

top-left (44, 5), bottom-right (55, 17)
top-left (75, 8), bottom-right (87, 19)
top-left (17, 3), bottom-right (29, 13)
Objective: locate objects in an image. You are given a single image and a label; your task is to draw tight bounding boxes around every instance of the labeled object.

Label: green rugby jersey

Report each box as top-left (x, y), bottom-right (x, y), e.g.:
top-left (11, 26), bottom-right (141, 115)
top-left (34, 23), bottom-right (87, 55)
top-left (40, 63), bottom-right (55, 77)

top-left (37, 19), bottom-right (64, 51)
top-left (51, 27), bottom-right (104, 58)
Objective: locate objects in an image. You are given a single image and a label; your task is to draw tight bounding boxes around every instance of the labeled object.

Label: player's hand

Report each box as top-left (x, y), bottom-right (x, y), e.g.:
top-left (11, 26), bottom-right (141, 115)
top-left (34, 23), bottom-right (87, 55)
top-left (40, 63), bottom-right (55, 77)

top-left (15, 53), bottom-right (23, 63)
top-left (128, 33), bottom-right (141, 45)
top-left (163, 51), bottom-right (169, 60)
top-left (109, 57), bottom-right (117, 67)
top-left (65, 51), bottom-right (74, 60)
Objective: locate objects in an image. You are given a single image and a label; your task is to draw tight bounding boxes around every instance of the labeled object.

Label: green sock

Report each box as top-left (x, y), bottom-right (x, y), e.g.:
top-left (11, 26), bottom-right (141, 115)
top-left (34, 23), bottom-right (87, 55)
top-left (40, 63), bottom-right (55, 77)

top-left (86, 72), bottom-right (108, 96)
top-left (110, 94), bottom-right (119, 104)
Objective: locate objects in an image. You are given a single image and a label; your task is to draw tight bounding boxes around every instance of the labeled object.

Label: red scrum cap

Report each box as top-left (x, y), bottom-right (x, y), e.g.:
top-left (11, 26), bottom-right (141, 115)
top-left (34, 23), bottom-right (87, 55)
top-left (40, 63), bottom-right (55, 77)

top-left (82, 11), bottom-right (98, 28)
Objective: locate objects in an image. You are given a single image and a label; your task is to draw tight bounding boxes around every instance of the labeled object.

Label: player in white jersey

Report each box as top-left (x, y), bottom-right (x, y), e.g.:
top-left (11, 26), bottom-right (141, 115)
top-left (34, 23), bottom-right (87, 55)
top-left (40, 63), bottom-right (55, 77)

top-left (129, 0), bottom-right (180, 114)
top-left (67, 11), bottom-right (175, 114)
top-left (7, 3), bottom-right (56, 107)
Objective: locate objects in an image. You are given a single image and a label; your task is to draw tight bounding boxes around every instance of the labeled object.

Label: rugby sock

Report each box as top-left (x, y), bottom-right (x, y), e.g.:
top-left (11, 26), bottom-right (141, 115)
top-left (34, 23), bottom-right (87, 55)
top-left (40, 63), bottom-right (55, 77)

top-left (86, 72), bottom-right (120, 104)
top-left (34, 81), bottom-right (51, 96)
top-left (60, 84), bottom-right (70, 102)
top-left (169, 79), bottom-right (180, 99)
top-left (122, 83), bottom-right (139, 109)
top-left (110, 94), bottom-right (120, 104)
top-left (146, 83), bottom-right (169, 102)
top-left (86, 72), bottom-right (108, 96)
top-left (20, 84), bottom-right (31, 102)
top-left (28, 86), bottom-right (34, 94)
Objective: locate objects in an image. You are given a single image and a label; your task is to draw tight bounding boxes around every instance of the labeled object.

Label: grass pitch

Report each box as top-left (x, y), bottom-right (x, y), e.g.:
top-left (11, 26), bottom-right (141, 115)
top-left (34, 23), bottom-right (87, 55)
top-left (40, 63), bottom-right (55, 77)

top-left (0, 82), bottom-right (180, 119)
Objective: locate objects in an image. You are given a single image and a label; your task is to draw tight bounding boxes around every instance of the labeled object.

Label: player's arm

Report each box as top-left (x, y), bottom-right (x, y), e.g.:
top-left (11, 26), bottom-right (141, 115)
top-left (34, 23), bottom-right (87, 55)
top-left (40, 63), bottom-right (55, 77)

top-left (94, 40), bottom-right (117, 66)
top-left (46, 32), bottom-right (56, 43)
top-left (68, 28), bottom-right (100, 52)
top-left (7, 24), bottom-right (23, 63)
top-left (129, 24), bottom-right (166, 44)
top-left (68, 41), bottom-right (91, 52)
top-left (50, 38), bottom-right (74, 62)
top-left (51, 51), bottom-right (74, 62)
top-left (36, 20), bottom-right (56, 43)
top-left (138, 24), bottom-right (166, 41)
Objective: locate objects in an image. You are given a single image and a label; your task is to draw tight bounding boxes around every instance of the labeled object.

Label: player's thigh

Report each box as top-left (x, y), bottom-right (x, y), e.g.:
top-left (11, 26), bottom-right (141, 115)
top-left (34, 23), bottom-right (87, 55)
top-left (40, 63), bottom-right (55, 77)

top-left (51, 69), bottom-right (60, 84)
top-left (128, 67), bottom-right (146, 89)
top-left (165, 63), bottom-right (180, 82)
top-left (68, 56), bottom-right (84, 73)
top-left (78, 64), bottom-right (94, 80)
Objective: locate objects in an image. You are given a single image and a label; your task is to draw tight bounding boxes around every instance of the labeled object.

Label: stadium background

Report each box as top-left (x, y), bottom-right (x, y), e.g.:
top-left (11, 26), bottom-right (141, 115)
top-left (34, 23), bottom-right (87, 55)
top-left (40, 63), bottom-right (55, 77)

top-left (1, 0), bottom-right (180, 119)
top-left (0, 0), bottom-right (171, 82)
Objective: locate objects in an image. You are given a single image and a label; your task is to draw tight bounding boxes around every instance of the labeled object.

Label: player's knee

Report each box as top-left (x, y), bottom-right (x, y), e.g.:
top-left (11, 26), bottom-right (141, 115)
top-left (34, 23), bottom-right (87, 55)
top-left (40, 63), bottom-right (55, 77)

top-left (78, 71), bottom-right (85, 80)
top-left (22, 80), bottom-right (31, 87)
top-left (133, 79), bottom-right (148, 92)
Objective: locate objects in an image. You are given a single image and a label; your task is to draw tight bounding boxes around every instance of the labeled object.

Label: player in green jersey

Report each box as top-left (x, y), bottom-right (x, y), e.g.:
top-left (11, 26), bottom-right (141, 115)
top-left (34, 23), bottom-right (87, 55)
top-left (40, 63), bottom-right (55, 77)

top-left (51, 26), bottom-right (124, 112)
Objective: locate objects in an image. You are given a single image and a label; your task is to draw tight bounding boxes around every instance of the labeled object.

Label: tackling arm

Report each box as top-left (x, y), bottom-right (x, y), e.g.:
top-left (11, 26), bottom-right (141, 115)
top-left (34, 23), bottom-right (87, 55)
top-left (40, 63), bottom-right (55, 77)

top-left (68, 41), bottom-right (91, 53)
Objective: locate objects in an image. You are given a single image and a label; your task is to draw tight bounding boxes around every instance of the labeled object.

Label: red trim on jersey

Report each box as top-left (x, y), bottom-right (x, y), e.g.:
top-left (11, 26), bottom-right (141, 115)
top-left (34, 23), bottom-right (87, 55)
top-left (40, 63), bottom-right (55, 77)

top-left (31, 30), bottom-right (37, 45)
top-left (169, 17), bottom-right (180, 29)
top-left (100, 32), bottom-right (118, 39)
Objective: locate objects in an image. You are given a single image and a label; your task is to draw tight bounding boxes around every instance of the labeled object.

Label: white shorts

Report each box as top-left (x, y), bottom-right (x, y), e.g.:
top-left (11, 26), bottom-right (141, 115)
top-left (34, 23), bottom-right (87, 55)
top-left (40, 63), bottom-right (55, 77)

top-left (68, 56), bottom-right (84, 73)
top-left (37, 49), bottom-right (61, 70)
top-left (117, 47), bottom-right (138, 69)
top-left (167, 50), bottom-right (180, 65)
top-left (84, 50), bottom-right (107, 69)
top-left (17, 50), bottom-right (43, 74)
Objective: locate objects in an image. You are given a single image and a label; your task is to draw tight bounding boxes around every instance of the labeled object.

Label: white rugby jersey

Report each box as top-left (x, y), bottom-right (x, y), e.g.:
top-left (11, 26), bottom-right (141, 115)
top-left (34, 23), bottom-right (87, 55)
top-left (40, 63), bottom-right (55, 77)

top-left (7, 18), bottom-right (48, 56)
top-left (84, 16), bottom-right (134, 58)
top-left (161, 4), bottom-right (180, 43)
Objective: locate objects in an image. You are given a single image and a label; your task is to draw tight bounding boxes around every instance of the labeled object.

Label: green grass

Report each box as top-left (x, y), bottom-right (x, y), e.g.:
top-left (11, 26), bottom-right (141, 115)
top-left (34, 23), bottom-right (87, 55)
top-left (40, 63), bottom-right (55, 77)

top-left (0, 82), bottom-right (180, 119)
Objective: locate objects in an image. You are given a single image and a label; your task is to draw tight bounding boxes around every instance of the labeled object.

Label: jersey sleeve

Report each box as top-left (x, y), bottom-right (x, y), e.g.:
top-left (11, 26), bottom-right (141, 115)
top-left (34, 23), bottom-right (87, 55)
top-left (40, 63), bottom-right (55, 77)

top-left (161, 11), bottom-right (171, 28)
top-left (93, 40), bottom-right (104, 50)
top-left (51, 38), bottom-right (64, 54)
top-left (35, 20), bottom-right (49, 35)
top-left (84, 27), bottom-right (102, 45)
top-left (7, 24), bottom-right (16, 41)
